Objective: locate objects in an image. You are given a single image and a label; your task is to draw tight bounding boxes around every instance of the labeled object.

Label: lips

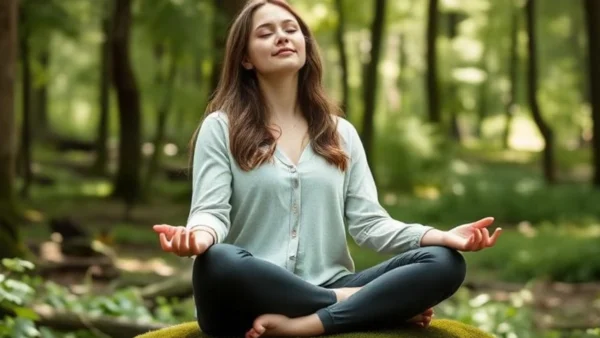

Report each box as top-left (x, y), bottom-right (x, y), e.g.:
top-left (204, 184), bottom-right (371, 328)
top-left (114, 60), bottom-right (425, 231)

top-left (273, 48), bottom-right (296, 56)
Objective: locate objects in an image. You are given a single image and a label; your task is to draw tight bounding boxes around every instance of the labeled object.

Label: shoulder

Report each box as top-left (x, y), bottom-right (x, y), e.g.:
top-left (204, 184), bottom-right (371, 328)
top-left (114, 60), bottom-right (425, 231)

top-left (333, 115), bottom-right (360, 148)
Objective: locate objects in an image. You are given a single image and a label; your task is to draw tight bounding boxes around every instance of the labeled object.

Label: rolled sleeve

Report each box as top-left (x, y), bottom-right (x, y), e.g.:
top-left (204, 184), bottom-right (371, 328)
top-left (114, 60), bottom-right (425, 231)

top-left (343, 123), bottom-right (433, 253)
top-left (186, 113), bottom-right (232, 244)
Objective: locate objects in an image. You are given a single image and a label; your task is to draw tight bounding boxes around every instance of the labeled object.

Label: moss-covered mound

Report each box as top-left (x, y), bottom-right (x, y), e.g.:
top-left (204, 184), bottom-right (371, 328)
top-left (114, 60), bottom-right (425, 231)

top-left (135, 319), bottom-right (493, 338)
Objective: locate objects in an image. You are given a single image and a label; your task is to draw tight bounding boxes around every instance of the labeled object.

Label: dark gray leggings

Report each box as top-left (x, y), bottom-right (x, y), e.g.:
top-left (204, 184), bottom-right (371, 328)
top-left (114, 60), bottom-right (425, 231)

top-left (192, 243), bottom-right (466, 336)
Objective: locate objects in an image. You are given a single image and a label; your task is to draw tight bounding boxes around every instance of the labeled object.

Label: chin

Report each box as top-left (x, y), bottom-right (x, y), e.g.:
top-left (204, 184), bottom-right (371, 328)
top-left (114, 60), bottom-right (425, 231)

top-left (262, 64), bottom-right (304, 76)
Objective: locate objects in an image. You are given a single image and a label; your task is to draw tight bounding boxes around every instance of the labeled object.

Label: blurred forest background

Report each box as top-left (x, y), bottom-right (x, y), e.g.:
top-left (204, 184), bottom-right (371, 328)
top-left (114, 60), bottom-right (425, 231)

top-left (0, 0), bottom-right (600, 337)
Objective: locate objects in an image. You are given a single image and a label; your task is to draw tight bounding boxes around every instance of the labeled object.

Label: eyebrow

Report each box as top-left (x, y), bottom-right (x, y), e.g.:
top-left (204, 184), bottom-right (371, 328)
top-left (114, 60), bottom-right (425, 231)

top-left (254, 19), bottom-right (297, 31)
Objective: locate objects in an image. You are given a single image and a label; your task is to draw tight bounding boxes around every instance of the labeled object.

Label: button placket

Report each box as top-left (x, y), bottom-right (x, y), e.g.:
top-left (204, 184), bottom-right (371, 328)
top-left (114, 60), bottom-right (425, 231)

top-left (288, 165), bottom-right (301, 270)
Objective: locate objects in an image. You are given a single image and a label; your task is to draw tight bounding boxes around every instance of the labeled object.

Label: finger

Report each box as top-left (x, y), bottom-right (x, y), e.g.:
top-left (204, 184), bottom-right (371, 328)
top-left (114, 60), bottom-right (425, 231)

top-left (172, 227), bottom-right (184, 252)
top-left (159, 233), bottom-right (172, 251)
top-left (480, 228), bottom-right (491, 249)
top-left (180, 228), bottom-right (191, 255)
top-left (471, 217), bottom-right (495, 229)
top-left (488, 228), bottom-right (503, 246)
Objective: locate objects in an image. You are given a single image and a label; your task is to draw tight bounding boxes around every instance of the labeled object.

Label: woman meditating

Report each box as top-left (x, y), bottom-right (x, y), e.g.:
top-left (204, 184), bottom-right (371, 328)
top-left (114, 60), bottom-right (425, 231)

top-left (153, 0), bottom-right (502, 337)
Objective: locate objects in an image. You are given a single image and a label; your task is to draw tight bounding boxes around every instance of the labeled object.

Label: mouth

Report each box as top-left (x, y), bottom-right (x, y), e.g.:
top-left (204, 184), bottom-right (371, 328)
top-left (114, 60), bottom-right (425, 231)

top-left (273, 48), bottom-right (296, 56)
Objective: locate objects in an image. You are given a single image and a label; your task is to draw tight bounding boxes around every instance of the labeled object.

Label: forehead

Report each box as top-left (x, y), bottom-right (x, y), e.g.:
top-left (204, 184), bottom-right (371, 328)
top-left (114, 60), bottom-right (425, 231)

top-left (252, 3), bottom-right (298, 28)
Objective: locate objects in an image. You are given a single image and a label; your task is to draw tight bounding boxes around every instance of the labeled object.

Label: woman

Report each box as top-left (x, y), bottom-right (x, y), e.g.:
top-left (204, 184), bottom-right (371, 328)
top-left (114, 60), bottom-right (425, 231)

top-left (153, 0), bottom-right (502, 337)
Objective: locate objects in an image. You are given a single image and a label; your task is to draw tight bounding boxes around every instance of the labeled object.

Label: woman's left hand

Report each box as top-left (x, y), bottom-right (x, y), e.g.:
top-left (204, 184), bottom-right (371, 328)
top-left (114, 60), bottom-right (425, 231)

top-left (443, 217), bottom-right (502, 252)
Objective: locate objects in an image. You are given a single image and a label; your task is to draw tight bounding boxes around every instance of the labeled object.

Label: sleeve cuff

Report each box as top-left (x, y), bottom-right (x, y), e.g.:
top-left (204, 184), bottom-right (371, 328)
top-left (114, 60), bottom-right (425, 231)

top-left (414, 225), bottom-right (435, 249)
top-left (186, 213), bottom-right (228, 244)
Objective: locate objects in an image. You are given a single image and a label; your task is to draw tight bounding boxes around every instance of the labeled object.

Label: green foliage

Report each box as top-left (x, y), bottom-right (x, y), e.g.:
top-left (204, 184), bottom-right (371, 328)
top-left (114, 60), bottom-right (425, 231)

top-left (0, 258), bottom-right (40, 338)
top-left (374, 115), bottom-right (453, 191)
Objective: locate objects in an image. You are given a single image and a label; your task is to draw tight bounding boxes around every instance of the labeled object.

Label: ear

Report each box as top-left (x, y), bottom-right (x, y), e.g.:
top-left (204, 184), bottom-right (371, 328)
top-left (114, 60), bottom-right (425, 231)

top-left (242, 57), bottom-right (254, 70)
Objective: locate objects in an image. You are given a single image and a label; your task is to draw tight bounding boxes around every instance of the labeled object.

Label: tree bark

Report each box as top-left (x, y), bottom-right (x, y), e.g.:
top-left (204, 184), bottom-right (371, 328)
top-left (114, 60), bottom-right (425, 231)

top-left (19, 11), bottom-right (32, 198)
top-left (503, 2), bottom-right (520, 149)
top-left (584, 0), bottom-right (600, 187)
top-left (210, 0), bottom-right (245, 94)
top-left (111, 0), bottom-right (142, 209)
top-left (0, 0), bottom-right (25, 259)
top-left (334, 0), bottom-right (349, 116)
top-left (361, 0), bottom-right (386, 176)
top-left (93, 0), bottom-right (113, 177)
top-left (525, 0), bottom-right (555, 184)
top-left (426, 0), bottom-right (441, 124)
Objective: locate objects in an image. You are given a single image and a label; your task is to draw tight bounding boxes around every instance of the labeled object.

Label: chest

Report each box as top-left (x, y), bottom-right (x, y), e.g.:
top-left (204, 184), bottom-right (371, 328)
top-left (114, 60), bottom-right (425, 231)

top-left (275, 127), bottom-right (309, 166)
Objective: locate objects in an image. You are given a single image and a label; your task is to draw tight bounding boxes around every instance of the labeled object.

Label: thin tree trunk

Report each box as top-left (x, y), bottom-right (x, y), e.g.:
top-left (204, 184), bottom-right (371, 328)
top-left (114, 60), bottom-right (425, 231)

top-left (145, 50), bottom-right (177, 191)
top-left (34, 46), bottom-right (50, 137)
top-left (447, 13), bottom-right (462, 143)
top-left (584, 0), bottom-right (600, 187)
top-left (334, 0), bottom-right (349, 116)
top-left (398, 31), bottom-right (408, 115)
top-left (19, 16), bottom-right (32, 199)
top-left (503, 2), bottom-right (519, 149)
top-left (475, 16), bottom-right (491, 139)
top-left (525, 0), bottom-right (555, 184)
top-left (426, 0), bottom-right (441, 124)
top-left (210, 0), bottom-right (245, 94)
top-left (0, 0), bottom-right (25, 259)
top-left (361, 0), bottom-right (386, 175)
top-left (111, 0), bottom-right (142, 211)
top-left (93, 1), bottom-right (112, 176)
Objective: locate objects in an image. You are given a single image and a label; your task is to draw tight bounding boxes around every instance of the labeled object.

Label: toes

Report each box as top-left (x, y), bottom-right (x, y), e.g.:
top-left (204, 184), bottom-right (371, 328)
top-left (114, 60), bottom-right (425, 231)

top-left (408, 314), bottom-right (424, 323)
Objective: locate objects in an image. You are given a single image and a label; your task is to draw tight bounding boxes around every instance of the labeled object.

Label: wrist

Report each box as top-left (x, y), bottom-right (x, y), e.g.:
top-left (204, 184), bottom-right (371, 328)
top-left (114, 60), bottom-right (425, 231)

top-left (420, 229), bottom-right (447, 246)
top-left (191, 226), bottom-right (217, 246)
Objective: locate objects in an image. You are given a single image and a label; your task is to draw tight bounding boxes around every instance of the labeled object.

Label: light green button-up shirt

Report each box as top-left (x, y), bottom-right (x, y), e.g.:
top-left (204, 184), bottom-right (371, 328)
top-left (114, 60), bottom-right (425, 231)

top-left (186, 112), bottom-right (433, 286)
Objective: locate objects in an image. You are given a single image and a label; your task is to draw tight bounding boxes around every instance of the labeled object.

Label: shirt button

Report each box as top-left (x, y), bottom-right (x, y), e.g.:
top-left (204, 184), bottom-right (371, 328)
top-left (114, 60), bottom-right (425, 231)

top-left (293, 179), bottom-right (299, 188)
top-left (290, 166), bottom-right (297, 173)
top-left (290, 255), bottom-right (296, 260)
top-left (292, 230), bottom-right (297, 237)
top-left (292, 204), bottom-right (298, 213)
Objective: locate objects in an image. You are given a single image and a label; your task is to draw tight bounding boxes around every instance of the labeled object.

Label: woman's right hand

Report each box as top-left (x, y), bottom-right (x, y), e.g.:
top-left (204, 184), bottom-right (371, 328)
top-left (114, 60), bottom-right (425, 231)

top-left (153, 224), bottom-right (214, 257)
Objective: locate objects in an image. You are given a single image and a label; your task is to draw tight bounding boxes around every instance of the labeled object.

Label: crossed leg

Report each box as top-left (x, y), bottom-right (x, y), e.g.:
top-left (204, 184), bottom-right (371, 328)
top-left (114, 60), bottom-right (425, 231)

top-left (192, 244), bottom-right (465, 337)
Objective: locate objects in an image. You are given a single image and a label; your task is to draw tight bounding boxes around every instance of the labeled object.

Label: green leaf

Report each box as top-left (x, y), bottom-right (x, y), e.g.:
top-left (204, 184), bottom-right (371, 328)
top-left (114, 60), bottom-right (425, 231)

top-left (0, 285), bottom-right (24, 304)
top-left (12, 318), bottom-right (40, 337)
top-left (13, 306), bottom-right (40, 321)
top-left (5, 280), bottom-right (34, 296)
top-left (1, 258), bottom-right (34, 272)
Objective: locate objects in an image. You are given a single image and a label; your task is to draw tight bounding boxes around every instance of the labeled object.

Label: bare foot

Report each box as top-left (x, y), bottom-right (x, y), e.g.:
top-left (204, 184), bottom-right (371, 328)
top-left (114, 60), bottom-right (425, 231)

top-left (332, 287), bottom-right (361, 302)
top-left (245, 313), bottom-right (324, 338)
top-left (407, 308), bottom-right (434, 328)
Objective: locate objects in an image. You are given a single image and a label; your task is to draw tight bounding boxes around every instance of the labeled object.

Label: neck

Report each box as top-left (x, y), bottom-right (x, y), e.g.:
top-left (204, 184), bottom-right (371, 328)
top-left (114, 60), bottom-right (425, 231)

top-left (256, 72), bottom-right (300, 122)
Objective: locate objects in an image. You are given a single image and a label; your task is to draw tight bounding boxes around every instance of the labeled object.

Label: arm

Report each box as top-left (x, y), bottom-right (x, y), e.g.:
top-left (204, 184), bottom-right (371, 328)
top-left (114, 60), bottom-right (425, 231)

top-left (185, 113), bottom-right (232, 244)
top-left (344, 124), bottom-right (433, 253)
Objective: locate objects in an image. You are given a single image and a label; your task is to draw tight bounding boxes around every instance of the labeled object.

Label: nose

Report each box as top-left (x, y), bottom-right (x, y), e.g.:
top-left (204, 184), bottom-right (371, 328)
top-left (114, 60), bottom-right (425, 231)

top-left (275, 29), bottom-right (289, 45)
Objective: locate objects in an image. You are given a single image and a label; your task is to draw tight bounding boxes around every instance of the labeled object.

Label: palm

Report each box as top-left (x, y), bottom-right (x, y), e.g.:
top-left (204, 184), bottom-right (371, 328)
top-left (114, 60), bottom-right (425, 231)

top-left (445, 217), bottom-right (502, 252)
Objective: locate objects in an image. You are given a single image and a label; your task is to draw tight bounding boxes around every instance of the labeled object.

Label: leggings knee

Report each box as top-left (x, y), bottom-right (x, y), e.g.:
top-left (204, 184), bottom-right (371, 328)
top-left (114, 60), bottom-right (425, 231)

top-left (193, 244), bottom-right (249, 284)
top-left (431, 246), bottom-right (466, 288)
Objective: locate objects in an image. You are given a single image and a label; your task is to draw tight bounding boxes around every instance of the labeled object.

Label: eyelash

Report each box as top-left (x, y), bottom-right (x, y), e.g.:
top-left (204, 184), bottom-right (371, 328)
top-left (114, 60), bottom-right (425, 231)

top-left (260, 29), bottom-right (298, 38)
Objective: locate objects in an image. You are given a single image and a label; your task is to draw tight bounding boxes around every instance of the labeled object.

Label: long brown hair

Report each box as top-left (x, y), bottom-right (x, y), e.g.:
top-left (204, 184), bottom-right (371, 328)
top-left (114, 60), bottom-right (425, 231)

top-left (190, 0), bottom-right (348, 172)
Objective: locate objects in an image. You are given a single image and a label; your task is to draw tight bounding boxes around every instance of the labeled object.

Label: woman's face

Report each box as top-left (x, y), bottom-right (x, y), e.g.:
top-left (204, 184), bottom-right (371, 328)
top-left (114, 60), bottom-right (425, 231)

top-left (244, 3), bottom-right (306, 76)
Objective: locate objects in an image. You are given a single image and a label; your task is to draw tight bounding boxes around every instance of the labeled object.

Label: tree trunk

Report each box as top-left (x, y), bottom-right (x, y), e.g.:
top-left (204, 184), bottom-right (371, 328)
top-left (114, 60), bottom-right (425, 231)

top-left (525, 0), bottom-right (555, 184)
top-left (503, 2), bottom-right (520, 149)
top-left (584, 0), bottom-right (600, 187)
top-left (398, 31), bottom-right (408, 115)
top-left (426, 0), bottom-right (441, 124)
top-left (111, 0), bottom-right (142, 209)
top-left (19, 16), bottom-right (32, 199)
top-left (334, 0), bottom-right (349, 116)
top-left (93, 1), bottom-right (113, 176)
top-left (145, 49), bottom-right (177, 192)
top-left (447, 13), bottom-right (462, 143)
top-left (0, 0), bottom-right (25, 259)
top-left (210, 0), bottom-right (245, 94)
top-left (34, 46), bottom-right (50, 137)
top-left (361, 0), bottom-right (386, 176)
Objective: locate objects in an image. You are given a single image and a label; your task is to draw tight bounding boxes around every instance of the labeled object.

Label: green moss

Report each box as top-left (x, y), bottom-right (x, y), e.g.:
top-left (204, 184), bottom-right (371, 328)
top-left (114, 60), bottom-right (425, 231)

top-left (135, 319), bottom-right (493, 338)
